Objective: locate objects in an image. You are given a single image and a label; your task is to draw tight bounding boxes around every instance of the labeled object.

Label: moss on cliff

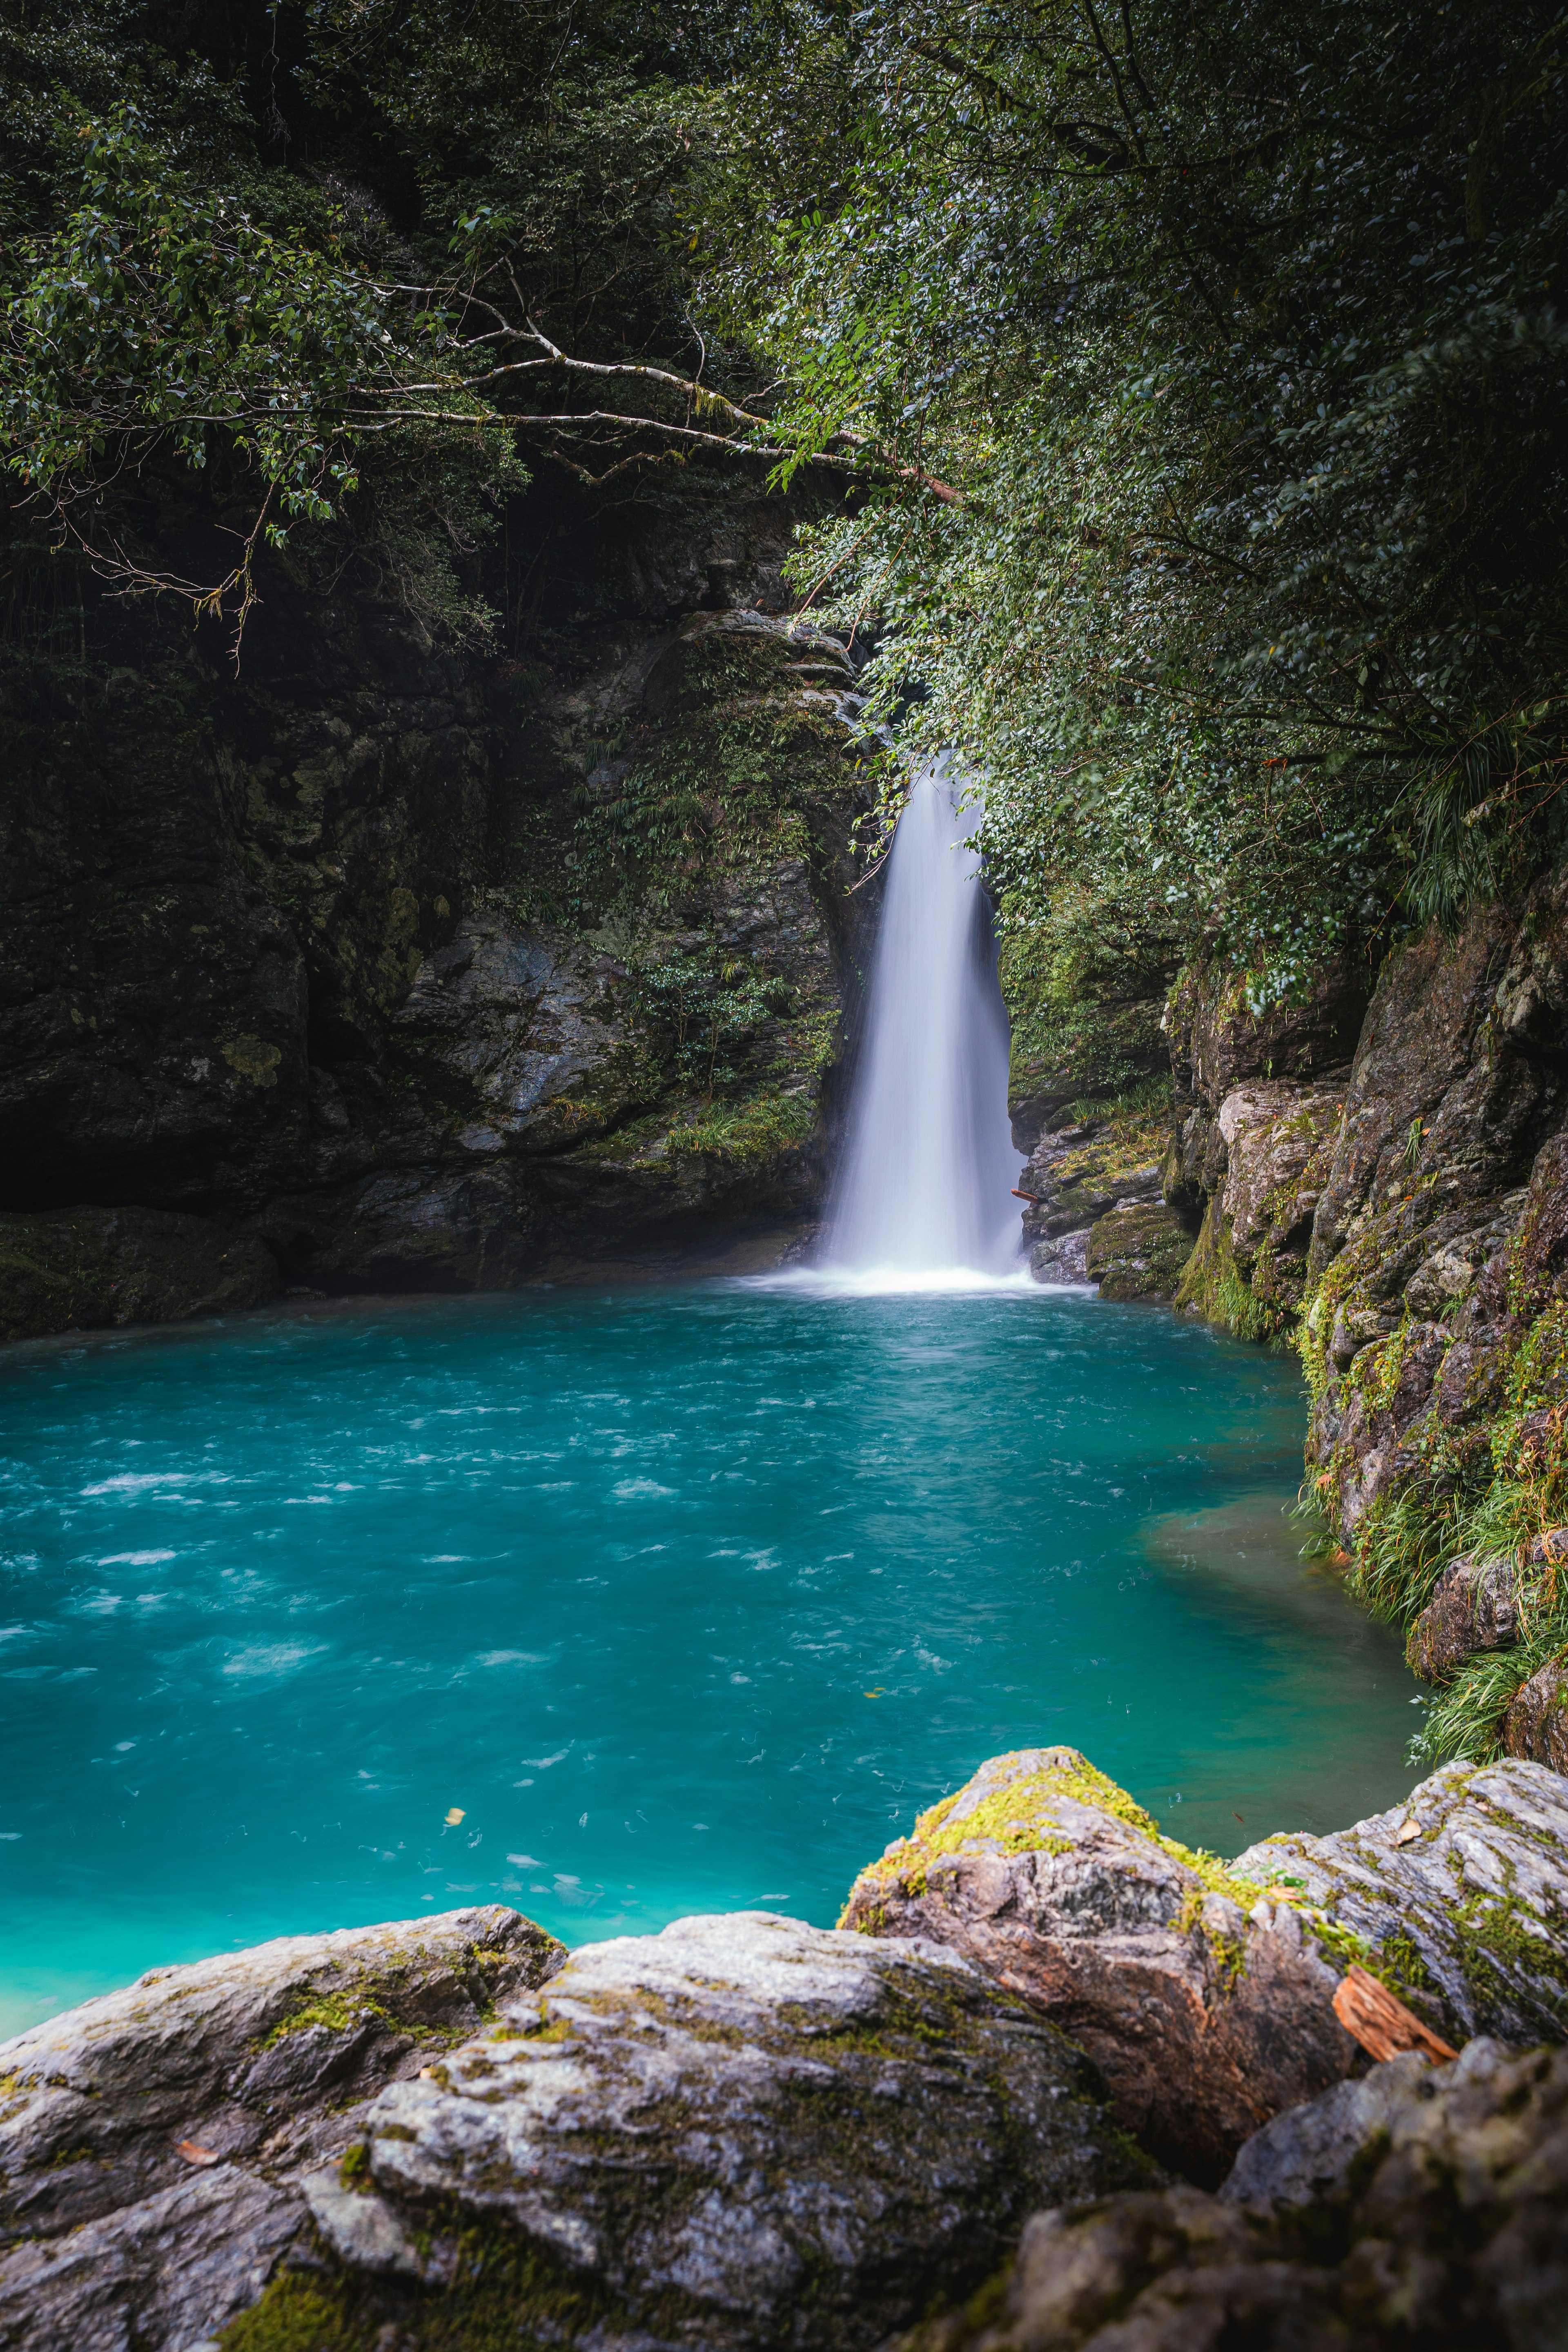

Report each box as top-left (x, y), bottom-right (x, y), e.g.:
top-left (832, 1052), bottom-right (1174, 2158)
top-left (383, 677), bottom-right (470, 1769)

top-left (1173, 1198), bottom-right (1288, 1342)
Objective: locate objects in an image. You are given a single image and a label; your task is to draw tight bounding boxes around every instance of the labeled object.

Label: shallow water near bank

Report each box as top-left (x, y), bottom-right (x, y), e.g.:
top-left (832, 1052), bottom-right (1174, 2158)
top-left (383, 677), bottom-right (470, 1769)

top-left (0, 1283), bottom-right (1419, 2034)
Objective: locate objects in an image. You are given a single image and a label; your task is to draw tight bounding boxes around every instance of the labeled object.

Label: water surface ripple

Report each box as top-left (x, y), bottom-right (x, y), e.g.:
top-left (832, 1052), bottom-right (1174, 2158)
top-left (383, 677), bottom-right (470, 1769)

top-left (0, 1283), bottom-right (1417, 2032)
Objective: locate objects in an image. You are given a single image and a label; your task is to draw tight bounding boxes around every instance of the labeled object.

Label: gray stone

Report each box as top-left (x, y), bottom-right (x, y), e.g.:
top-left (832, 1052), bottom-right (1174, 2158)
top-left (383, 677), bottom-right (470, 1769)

top-left (1219, 2047), bottom-right (1444, 2206)
top-left (1505, 1652), bottom-right (1568, 1773)
top-left (1407, 1550), bottom-right (1524, 1681)
top-left (0, 1905), bottom-right (564, 2352)
top-left (898, 2040), bottom-right (1568, 2352)
top-left (840, 1748), bottom-right (1358, 2184)
top-left (333, 1910), bottom-right (1154, 2351)
top-left (1234, 1756), bottom-right (1568, 2047)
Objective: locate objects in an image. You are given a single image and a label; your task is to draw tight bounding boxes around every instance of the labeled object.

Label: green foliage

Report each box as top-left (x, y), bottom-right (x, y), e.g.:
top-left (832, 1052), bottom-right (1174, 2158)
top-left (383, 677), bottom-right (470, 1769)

top-left (1414, 1630), bottom-right (1567, 1772)
top-left (0, 0), bottom-right (755, 633)
top-left (4, 107), bottom-right (416, 537)
top-left (725, 0), bottom-right (1568, 994)
top-left (628, 946), bottom-right (793, 1098)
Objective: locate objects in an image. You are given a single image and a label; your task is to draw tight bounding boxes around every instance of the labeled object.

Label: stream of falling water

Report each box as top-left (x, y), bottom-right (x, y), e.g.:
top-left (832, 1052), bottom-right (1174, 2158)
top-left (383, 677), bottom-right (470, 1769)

top-left (822, 759), bottom-right (1023, 1279)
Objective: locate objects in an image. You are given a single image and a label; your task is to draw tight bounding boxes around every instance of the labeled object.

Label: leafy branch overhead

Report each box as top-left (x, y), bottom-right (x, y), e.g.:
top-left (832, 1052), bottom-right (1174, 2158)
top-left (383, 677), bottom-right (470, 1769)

top-left (2, 0), bottom-right (1566, 978)
top-left (0, 5), bottom-right (950, 642)
top-left (732, 0), bottom-right (1568, 994)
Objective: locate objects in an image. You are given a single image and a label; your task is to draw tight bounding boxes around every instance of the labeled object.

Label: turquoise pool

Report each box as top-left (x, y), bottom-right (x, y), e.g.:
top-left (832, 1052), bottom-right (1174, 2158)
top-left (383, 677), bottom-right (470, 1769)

top-left (0, 1279), bottom-right (1418, 2034)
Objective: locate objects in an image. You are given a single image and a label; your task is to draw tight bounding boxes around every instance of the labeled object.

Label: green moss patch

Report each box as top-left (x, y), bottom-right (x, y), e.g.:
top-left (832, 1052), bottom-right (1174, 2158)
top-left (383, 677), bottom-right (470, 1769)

top-left (843, 1747), bottom-right (1404, 1996)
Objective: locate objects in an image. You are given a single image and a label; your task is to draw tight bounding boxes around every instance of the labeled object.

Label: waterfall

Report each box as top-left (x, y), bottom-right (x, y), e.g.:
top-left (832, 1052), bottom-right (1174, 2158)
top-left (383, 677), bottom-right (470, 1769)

top-left (822, 758), bottom-right (1022, 1279)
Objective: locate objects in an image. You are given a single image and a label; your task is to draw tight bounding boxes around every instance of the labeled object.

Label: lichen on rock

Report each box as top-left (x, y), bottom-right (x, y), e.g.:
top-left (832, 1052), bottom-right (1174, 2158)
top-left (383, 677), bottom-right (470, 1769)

top-left (0, 1906), bottom-right (564, 2352)
top-left (1233, 1756), bottom-right (1568, 2047)
top-left (298, 1910), bottom-right (1152, 2352)
top-left (838, 1747), bottom-right (1362, 2183)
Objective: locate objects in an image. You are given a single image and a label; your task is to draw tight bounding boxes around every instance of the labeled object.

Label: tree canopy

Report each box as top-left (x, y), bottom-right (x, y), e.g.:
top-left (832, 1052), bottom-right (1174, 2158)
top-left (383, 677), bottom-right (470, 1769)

top-left (3, 0), bottom-right (1565, 981)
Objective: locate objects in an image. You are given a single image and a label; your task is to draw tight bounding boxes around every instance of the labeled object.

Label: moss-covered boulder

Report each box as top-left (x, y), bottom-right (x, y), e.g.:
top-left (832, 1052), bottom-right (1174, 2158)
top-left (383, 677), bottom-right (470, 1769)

top-left (283, 1911), bottom-right (1150, 2352)
top-left (1086, 1199), bottom-right (1194, 1302)
top-left (1234, 1758), bottom-right (1568, 2048)
top-left (1017, 1093), bottom-right (1183, 1287)
top-left (0, 1906), bottom-right (563, 2352)
top-left (840, 1748), bottom-right (1360, 2183)
top-left (0, 1205), bottom-right (279, 1344)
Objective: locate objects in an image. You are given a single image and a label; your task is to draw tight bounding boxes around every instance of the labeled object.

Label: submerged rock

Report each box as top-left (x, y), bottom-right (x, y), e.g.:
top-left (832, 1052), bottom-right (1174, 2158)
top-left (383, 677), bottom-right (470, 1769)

top-left (839, 1748), bottom-right (1359, 2183)
top-left (0, 1205), bottom-right (279, 1344)
top-left (291, 1911), bottom-right (1151, 2352)
top-left (898, 2038), bottom-right (1568, 2352)
top-left (1234, 1756), bottom-right (1568, 2047)
top-left (0, 1905), bottom-right (564, 2352)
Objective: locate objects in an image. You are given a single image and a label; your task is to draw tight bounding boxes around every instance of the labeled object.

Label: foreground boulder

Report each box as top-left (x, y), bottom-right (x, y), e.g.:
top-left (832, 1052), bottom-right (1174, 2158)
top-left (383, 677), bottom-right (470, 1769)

top-left (278, 1911), bottom-right (1150, 2352)
top-left (1234, 1756), bottom-right (1568, 2046)
top-left (0, 1906), bottom-right (564, 2352)
top-left (903, 2037), bottom-right (1568, 2352)
top-left (0, 1204), bottom-right (280, 1345)
top-left (840, 1747), bottom-right (1359, 2182)
top-left (0, 1909), bottom-right (1149, 2352)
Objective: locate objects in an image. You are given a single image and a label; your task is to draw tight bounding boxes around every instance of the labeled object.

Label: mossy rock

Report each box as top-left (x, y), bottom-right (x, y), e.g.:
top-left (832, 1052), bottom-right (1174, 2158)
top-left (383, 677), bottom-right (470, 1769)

top-left (1234, 1758), bottom-right (1568, 2047)
top-left (289, 1911), bottom-right (1152, 2351)
top-left (1086, 1199), bottom-right (1194, 1302)
top-left (840, 1746), bottom-right (1367, 2183)
top-left (0, 1205), bottom-right (280, 1345)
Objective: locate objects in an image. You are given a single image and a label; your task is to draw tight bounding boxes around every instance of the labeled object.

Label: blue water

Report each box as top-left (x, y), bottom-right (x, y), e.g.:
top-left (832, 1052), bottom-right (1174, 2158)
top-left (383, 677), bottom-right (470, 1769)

top-left (0, 1282), bottom-right (1418, 2036)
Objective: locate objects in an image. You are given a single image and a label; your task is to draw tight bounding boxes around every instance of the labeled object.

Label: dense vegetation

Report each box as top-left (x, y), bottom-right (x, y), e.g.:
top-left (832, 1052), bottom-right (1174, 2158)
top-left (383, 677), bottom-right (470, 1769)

top-left (6, 0), bottom-right (1563, 977)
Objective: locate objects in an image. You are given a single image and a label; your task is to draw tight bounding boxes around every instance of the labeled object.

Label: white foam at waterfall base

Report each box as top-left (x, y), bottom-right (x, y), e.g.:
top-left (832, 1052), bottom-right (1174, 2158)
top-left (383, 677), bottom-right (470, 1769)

top-left (815, 757), bottom-right (1025, 1289)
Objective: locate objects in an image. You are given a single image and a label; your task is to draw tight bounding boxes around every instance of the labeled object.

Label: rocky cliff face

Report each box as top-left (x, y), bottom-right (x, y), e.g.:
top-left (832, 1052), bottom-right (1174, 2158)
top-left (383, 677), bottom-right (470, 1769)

top-left (0, 491), bottom-right (877, 1334)
top-left (1134, 872), bottom-right (1568, 1773)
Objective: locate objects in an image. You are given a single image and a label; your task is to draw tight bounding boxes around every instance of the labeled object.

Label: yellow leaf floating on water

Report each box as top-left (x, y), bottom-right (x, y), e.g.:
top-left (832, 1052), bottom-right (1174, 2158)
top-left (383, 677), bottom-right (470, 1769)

top-left (444, 1806), bottom-right (466, 1826)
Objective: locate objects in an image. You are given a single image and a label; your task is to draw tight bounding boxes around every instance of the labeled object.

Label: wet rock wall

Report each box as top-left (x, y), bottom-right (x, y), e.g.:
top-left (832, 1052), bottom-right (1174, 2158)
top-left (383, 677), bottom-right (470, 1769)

top-left (0, 484), bottom-right (878, 1335)
top-left (1134, 873), bottom-right (1568, 1771)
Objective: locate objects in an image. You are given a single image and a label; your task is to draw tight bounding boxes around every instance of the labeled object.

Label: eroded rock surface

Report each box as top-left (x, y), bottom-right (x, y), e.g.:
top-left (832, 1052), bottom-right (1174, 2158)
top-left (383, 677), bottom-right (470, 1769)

top-left (839, 1748), bottom-right (1359, 2182)
top-left (1234, 1757), bottom-right (1568, 2047)
top-left (1019, 1108), bottom-right (1193, 1298)
top-left (1408, 1550), bottom-right (1526, 1681)
top-left (1505, 1655), bottom-right (1568, 1773)
top-left (900, 2038), bottom-right (1568, 2352)
top-left (1169, 1073), bottom-right (1347, 1338)
top-left (0, 1905), bottom-right (564, 2352)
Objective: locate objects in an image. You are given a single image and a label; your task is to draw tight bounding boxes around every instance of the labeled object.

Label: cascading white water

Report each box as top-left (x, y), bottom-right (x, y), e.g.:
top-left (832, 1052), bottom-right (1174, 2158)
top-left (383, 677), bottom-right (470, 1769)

top-left (823, 757), bottom-right (1022, 1277)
